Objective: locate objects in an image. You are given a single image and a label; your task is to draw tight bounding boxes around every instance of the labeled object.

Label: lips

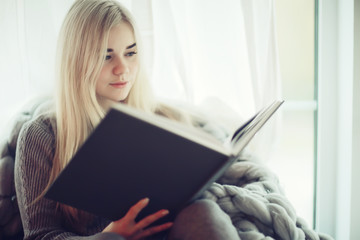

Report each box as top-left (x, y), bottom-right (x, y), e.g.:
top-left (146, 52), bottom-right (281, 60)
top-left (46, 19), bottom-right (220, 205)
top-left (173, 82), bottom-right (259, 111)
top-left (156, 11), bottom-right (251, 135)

top-left (109, 81), bottom-right (128, 88)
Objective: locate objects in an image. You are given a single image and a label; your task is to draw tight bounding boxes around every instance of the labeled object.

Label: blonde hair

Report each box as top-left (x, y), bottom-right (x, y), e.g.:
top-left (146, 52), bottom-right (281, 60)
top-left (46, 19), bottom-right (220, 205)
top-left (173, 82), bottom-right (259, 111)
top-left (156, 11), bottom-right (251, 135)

top-left (39, 0), bottom-right (193, 223)
top-left (45, 0), bottom-right (157, 221)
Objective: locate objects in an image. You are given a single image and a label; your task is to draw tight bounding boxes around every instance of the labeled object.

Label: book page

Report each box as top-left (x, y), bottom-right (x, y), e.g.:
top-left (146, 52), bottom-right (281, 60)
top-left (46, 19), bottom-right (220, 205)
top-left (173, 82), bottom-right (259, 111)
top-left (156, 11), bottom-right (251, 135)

top-left (229, 100), bottom-right (284, 156)
top-left (112, 104), bottom-right (232, 156)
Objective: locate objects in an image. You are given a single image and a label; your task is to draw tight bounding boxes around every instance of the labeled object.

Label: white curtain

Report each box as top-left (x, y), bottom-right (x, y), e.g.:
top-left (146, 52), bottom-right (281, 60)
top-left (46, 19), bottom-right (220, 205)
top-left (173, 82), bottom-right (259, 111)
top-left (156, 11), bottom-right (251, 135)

top-left (0, 0), bottom-right (131, 136)
top-left (0, 0), bottom-right (74, 136)
top-left (150, 0), bottom-right (281, 118)
top-left (0, 0), bottom-right (281, 160)
top-left (150, 0), bottom-right (282, 158)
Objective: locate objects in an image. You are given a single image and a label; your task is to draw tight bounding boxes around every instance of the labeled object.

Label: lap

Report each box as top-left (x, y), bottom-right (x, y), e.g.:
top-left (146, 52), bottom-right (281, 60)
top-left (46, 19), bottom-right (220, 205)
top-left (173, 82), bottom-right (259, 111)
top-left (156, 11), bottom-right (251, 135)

top-left (167, 199), bottom-right (239, 240)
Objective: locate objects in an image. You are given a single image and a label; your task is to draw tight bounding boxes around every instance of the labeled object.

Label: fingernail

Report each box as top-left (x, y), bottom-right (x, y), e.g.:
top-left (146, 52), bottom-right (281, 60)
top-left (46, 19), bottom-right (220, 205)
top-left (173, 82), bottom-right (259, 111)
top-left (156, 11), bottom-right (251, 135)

top-left (143, 198), bottom-right (149, 204)
top-left (162, 210), bottom-right (169, 215)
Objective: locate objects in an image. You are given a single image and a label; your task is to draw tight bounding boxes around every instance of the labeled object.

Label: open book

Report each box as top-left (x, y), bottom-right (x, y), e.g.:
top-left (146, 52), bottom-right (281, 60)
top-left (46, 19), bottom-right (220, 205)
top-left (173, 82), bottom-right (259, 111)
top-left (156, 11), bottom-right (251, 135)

top-left (45, 100), bottom-right (284, 224)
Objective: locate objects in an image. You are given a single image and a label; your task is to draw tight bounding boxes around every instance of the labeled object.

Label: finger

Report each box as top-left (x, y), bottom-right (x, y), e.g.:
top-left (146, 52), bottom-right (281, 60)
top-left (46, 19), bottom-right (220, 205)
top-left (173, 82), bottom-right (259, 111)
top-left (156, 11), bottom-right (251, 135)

top-left (135, 209), bottom-right (169, 231)
top-left (135, 222), bottom-right (173, 240)
top-left (125, 198), bottom-right (149, 220)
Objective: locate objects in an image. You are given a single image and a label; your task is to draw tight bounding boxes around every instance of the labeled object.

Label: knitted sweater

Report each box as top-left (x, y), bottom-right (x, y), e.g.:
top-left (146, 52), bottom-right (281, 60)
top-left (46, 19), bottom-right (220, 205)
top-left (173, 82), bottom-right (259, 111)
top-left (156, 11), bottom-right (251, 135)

top-left (14, 114), bottom-right (125, 240)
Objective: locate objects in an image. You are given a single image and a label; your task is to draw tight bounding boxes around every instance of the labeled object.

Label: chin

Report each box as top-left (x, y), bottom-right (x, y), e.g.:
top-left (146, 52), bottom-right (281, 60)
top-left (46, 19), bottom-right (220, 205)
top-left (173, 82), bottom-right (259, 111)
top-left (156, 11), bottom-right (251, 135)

top-left (115, 95), bottom-right (130, 103)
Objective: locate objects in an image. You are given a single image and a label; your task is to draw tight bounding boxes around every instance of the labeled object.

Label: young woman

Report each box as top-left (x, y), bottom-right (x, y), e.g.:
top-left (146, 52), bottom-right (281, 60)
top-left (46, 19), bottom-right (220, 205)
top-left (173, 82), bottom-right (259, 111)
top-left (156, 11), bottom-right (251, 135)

top-left (14, 0), bottom-right (240, 239)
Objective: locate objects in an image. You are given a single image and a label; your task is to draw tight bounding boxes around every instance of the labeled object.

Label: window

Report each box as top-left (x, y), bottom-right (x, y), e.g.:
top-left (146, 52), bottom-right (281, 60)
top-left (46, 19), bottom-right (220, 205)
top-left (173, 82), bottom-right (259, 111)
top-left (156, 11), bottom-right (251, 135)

top-left (270, 0), bottom-right (316, 227)
top-left (316, 0), bottom-right (359, 238)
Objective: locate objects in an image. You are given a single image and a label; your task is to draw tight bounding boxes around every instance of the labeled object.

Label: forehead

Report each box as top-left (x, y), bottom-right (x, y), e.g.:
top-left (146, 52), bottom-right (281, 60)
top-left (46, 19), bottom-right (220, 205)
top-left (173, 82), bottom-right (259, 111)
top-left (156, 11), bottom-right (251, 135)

top-left (107, 21), bottom-right (135, 49)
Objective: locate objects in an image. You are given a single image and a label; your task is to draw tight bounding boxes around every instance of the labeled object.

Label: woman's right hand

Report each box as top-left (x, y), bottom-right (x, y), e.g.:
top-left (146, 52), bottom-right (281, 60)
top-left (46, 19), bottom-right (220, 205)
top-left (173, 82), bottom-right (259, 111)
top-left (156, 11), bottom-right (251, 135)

top-left (102, 198), bottom-right (173, 240)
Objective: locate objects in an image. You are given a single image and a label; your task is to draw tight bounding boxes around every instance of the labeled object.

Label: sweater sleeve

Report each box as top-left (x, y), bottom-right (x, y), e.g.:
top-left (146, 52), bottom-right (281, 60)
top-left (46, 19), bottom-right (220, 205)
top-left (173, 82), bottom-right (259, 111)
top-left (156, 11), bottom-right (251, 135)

top-left (14, 118), bottom-right (125, 240)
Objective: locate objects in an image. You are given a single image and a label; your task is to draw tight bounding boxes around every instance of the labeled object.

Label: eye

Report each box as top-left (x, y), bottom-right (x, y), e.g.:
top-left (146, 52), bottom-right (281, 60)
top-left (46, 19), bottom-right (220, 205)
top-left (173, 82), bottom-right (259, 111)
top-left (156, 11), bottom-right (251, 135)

top-left (125, 51), bottom-right (137, 57)
top-left (105, 55), bottom-right (112, 60)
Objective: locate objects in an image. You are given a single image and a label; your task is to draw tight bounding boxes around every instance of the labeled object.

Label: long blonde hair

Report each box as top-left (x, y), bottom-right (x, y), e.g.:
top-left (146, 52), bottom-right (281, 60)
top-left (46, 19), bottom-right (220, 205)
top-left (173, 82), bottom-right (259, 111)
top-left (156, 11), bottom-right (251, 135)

top-left (47, 0), bottom-right (157, 221)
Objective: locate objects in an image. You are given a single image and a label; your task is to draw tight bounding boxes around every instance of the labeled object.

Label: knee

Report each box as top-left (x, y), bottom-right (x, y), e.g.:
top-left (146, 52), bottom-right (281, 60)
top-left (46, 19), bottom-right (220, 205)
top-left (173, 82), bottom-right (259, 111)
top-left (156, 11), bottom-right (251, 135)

top-left (169, 199), bottom-right (239, 240)
top-left (183, 199), bottom-right (222, 214)
top-left (176, 199), bottom-right (231, 224)
top-left (189, 199), bottom-right (217, 210)
top-left (182, 199), bottom-right (226, 218)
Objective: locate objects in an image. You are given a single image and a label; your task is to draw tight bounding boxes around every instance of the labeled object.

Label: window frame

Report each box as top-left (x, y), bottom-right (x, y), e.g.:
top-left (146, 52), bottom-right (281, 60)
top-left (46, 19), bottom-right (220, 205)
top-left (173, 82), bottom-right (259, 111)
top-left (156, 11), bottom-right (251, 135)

top-left (315, 0), bottom-right (359, 238)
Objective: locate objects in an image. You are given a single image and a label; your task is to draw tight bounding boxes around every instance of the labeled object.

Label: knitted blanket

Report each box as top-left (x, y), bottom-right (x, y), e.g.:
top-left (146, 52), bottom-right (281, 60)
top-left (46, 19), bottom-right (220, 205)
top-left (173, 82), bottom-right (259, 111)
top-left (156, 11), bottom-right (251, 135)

top-left (202, 158), bottom-right (333, 240)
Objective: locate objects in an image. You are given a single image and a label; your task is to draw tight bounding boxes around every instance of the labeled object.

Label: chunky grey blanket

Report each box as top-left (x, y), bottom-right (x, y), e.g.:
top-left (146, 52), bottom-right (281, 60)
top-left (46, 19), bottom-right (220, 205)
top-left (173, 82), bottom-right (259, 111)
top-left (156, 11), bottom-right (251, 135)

top-left (202, 157), bottom-right (333, 240)
top-left (194, 117), bottom-right (334, 240)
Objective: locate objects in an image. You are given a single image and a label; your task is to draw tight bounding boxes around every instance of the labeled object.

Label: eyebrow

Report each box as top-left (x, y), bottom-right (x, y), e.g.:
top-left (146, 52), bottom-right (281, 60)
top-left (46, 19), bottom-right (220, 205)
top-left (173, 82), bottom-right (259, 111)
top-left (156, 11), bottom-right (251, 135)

top-left (106, 43), bottom-right (137, 52)
top-left (126, 43), bottom-right (136, 49)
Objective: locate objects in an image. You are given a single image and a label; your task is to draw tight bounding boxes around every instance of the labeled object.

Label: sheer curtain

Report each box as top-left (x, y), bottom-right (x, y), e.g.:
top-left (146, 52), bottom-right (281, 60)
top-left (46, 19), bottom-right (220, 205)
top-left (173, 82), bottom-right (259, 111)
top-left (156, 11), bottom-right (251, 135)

top-left (149, 0), bottom-right (282, 159)
top-left (0, 0), bottom-right (281, 160)
top-left (0, 0), bottom-right (73, 136)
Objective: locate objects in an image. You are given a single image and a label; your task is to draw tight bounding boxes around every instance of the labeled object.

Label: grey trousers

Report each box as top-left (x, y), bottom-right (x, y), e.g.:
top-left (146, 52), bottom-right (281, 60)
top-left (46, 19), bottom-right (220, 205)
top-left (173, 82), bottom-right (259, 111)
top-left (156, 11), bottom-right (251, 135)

top-left (148, 199), bottom-right (240, 240)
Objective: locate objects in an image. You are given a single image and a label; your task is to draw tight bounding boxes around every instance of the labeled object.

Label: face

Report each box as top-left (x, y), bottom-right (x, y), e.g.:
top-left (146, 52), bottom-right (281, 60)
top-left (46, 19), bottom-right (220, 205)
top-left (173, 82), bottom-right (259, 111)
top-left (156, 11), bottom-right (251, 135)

top-left (96, 21), bottom-right (139, 105)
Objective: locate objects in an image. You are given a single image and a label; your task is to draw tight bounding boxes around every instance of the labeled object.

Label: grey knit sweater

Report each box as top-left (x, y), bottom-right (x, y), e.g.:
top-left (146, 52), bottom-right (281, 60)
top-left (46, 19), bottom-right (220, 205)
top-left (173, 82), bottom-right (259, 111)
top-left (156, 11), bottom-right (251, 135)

top-left (14, 114), bottom-right (125, 240)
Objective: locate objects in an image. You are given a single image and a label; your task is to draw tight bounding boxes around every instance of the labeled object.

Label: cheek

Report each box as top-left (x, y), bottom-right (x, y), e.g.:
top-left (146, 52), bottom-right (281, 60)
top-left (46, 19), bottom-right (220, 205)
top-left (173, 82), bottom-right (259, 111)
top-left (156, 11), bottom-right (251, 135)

top-left (95, 79), bottom-right (102, 96)
top-left (96, 68), bottom-right (109, 93)
top-left (98, 66), bottom-right (110, 83)
top-left (130, 62), bottom-right (139, 78)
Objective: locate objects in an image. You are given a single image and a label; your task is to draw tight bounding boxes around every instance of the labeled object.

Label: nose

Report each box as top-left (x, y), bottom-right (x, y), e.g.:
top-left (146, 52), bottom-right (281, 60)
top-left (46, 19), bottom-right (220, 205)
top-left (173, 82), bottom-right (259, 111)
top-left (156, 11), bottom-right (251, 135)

top-left (113, 57), bottom-right (128, 75)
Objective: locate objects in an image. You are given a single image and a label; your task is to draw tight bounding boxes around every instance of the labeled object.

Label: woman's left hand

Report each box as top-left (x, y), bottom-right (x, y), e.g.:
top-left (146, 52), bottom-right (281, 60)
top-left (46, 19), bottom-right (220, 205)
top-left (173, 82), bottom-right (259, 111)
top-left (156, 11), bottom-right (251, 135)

top-left (102, 198), bottom-right (173, 240)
